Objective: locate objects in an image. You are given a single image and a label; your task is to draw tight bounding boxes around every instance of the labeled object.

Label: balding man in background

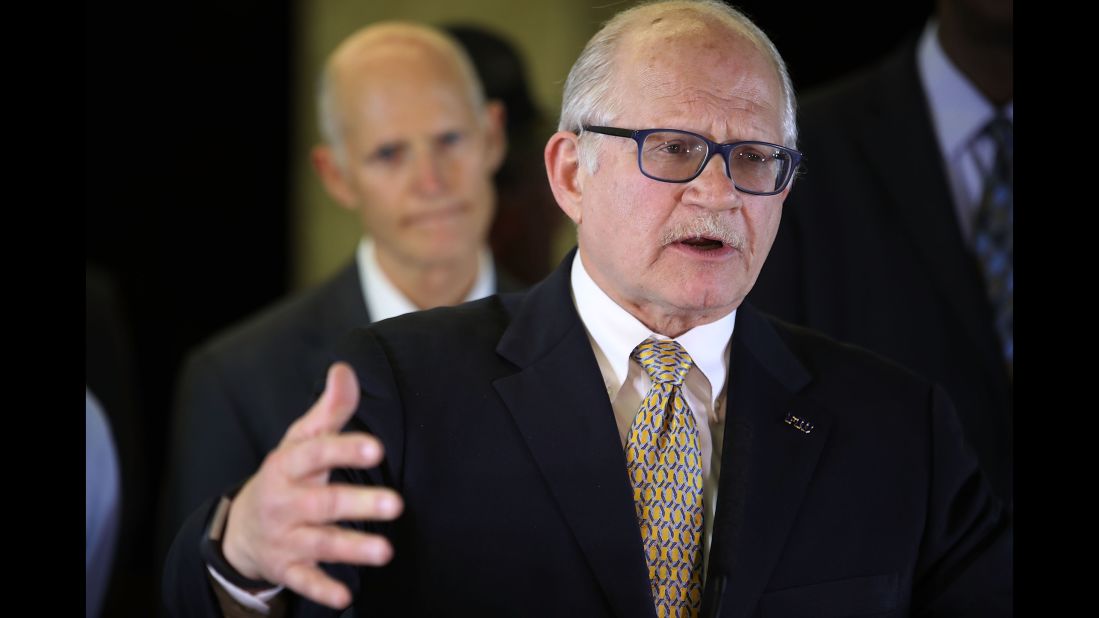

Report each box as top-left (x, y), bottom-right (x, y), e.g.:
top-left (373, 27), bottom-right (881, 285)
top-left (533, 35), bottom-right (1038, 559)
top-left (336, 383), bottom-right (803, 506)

top-left (158, 22), bottom-right (522, 562)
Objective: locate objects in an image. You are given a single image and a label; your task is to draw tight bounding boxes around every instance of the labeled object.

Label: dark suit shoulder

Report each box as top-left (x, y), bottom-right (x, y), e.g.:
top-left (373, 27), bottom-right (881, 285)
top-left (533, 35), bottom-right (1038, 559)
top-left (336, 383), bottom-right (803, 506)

top-left (334, 294), bottom-right (522, 412)
top-left (189, 262), bottom-right (363, 372)
top-left (365, 293), bottom-right (517, 354)
top-left (761, 310), bottom-right (939, 409)
top-left (744, 310), bottom-right (1011, 613)
top-left (797, 40), bottom-right (919, 135)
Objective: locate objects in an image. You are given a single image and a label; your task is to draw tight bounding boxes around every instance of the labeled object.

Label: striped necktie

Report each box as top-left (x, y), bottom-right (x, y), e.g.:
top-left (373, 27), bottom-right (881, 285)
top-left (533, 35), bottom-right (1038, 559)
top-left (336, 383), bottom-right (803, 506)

top-left (625, 338), bottom-right (704, 618)
top-left (973, 114), bottom-right (1013, 370)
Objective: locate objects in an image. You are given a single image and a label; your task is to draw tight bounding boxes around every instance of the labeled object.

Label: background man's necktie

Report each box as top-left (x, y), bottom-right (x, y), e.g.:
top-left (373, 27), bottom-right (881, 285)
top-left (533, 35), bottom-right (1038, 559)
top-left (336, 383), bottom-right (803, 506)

top-left (625, 338), bottom-right (704, 618)
top-left (973, 114), bottom-right (1013, 370)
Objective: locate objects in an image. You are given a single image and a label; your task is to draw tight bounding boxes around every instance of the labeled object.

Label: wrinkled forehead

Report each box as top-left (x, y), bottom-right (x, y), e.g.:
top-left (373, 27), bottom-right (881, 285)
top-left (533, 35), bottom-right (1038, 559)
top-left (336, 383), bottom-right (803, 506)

top-left (612, 20), bottom-right (782, 128)
top-left (621, 17), bottom-right (777, 92)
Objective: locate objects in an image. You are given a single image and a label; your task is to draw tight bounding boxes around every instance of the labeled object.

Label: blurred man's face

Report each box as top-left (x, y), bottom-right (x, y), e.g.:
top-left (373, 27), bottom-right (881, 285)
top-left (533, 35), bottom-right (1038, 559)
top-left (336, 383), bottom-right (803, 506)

top-left (325, 44), bottom-right (503, 270)
top-left (574, 21), bottom-right (790, 333)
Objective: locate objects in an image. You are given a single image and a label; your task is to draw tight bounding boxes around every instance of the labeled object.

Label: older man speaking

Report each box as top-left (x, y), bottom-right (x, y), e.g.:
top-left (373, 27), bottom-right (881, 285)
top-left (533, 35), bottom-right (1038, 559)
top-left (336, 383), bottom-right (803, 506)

top-left (164, 2), bottom-right (1011, 616)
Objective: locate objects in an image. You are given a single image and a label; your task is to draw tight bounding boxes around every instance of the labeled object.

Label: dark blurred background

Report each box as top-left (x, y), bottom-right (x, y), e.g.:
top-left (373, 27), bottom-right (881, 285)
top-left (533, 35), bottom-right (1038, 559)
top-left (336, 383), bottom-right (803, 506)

top-left (86, 1), bottom-right (932, 615)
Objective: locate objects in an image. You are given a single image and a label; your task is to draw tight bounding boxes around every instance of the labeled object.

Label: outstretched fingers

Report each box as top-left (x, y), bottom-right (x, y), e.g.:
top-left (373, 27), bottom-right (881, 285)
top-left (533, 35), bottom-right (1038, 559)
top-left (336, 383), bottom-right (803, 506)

top-left (218, 360), bottom-right (403, 609)
top-left (293, 483), bottom-right (404, 526)
top-left (290, 524), bottom-right (395, 567)
top-left (275, 433), bottom-right (386, 482)
top-left (277, 525), bottom-right (396, 608)
top-left (282, 562), bottom-right (352, 610)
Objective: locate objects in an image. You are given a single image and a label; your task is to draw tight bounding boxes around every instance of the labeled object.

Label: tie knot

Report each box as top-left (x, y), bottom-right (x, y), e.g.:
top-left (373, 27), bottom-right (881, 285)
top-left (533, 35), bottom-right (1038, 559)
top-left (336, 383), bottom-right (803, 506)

top-left (632, 338), bottom-right (694, 386)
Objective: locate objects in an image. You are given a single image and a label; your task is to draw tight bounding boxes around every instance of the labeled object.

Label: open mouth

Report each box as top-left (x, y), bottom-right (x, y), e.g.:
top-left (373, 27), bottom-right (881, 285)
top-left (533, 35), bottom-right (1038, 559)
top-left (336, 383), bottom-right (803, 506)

top-left (679, 236), bottom-right (726, 250)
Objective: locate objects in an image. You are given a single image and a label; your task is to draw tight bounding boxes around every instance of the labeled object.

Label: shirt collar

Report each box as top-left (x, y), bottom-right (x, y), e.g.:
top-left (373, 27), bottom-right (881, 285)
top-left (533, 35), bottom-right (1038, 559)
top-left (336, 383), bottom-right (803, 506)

top-left (569, 249), bottom-right (736, 405)
top-left (357, 236), bottom-right (495, 322)
top-left (918, 19), bottom-right (1014, 161)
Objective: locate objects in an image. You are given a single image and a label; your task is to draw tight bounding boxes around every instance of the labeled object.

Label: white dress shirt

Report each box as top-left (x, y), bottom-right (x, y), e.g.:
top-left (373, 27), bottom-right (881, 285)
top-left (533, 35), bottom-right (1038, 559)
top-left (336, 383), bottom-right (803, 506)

top-left (917, 19), bottom-right (1014, 245)
top-left (570, 249), bottom-right (735, 579)
top-left (357, 236), bottom-right (496, 321)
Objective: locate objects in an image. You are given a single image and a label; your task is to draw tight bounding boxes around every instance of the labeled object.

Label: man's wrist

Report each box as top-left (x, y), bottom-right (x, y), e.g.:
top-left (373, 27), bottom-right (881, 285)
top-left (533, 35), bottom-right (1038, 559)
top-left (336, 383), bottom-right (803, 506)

top-left (200, 493), bottom-right (275, 590)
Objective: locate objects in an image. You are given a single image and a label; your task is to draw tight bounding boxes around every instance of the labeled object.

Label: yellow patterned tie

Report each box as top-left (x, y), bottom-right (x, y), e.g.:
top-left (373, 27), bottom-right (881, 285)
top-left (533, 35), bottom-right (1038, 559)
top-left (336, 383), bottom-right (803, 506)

top-left (626, 338), bottom-right (704, 618)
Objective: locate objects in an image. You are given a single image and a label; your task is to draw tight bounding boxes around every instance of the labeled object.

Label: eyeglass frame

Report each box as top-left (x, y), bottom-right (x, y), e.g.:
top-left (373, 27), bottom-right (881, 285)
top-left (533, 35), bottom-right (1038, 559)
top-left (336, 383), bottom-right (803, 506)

top-left (581, 125), bottom-right (803, 196)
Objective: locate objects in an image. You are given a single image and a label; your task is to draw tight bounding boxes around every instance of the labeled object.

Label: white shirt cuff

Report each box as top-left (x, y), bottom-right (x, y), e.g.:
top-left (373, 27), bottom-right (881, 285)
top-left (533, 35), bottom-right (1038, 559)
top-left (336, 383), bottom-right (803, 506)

top-left (207, 564), bottom-right (284, 613)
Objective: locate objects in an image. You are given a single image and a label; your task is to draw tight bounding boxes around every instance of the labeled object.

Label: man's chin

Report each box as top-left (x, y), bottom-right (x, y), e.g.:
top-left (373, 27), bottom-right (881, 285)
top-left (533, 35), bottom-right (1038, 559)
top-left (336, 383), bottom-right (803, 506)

top-left (665, 287), bottom-right (743, 316)
top-left (405, 244), bottom-right (480, 270)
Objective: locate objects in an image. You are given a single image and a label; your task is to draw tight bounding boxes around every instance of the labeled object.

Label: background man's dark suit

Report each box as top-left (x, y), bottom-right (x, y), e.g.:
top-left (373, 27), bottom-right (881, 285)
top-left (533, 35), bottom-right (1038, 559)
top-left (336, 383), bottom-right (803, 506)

top-left (159, 259), bottom-right (524, 559)
top-left (748, 39), bottom-right (1013, 504)
top-left (165, 251), bottom-right (1011, 617)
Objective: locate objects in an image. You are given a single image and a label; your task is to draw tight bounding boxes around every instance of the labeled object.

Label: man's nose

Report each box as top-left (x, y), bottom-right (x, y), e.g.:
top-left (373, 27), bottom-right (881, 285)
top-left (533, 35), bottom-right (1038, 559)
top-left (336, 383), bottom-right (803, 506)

top-left (412, 149), bottom-right (446, 195)
top-left (684, 153), bottom-right (740, 210)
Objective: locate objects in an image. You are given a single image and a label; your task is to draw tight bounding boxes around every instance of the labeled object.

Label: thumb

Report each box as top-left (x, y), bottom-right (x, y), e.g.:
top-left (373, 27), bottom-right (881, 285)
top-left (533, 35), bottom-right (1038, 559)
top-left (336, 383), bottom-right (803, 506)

top-left (284, 362), bottom-right (361, 444)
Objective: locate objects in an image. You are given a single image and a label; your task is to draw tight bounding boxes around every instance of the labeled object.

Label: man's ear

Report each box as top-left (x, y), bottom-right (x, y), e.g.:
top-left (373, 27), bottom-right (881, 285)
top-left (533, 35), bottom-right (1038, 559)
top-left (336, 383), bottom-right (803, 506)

top-left (482, 100), bottom-right (508, 175)
top-left (544, 131), bottom-right (585, 224)
top-left (311, 144), bottom-right (357, 211)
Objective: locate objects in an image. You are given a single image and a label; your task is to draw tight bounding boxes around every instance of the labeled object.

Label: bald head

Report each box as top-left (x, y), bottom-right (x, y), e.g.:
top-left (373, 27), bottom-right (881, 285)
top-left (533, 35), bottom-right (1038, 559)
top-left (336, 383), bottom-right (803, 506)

top-left (309, 21), bottom-right (505, 281)
top-left (318, 22), bottom-right (486, 168)
top-left (560, 0), bottom-right (796, 150)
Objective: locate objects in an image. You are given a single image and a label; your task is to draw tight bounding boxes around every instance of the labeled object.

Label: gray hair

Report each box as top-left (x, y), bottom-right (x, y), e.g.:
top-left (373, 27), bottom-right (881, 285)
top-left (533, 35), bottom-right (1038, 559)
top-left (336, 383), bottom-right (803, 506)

top-left (316, 24), bottom-right (486, 171)
top-left (559, 0), bottom-right (798, 172)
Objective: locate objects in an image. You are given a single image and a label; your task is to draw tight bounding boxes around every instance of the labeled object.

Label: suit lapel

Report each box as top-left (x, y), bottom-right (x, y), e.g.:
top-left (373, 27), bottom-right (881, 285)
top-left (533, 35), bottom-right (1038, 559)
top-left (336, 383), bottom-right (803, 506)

top-left (493, 252), bottom-right (658, 618)
top-left (490, 256), bottom-right (837, 617)
top-left (857, 47), bottom-right (1003, 376)
top-left (299, 260), bottom-right (372, 398)
top-left (706, 306), bottom-right (832, 618)
top-left (304, 257), bottom-right (525, 395)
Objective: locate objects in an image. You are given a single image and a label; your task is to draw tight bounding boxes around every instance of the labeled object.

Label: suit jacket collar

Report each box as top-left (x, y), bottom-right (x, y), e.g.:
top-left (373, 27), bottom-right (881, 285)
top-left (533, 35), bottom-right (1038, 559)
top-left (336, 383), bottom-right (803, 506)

top-left (311, 254), bottom-right (524, 344)
top-left (494, 249), bottom-right (658, 617)
top-left (307, 253), bottom-right (523, 350)
top-left (299, 259), bottom-right (372, 397)
top-left (495, 249), bottom-right (831, 617)
top-left (303, 258), bottom-right (524, 401)
top-left (305, 259), bottom-right (372, 342)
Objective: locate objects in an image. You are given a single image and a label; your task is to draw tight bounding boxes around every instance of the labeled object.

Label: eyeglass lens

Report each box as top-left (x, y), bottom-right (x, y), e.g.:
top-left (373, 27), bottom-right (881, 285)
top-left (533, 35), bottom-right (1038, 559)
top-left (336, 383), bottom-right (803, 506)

top-left (641, 131), bottom-right (789, 192)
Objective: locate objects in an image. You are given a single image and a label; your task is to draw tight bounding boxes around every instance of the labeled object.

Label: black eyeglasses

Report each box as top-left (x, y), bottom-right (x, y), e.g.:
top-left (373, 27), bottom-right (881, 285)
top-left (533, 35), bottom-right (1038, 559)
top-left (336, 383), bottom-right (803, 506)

top-left (582, 125), bottom-right (802, 196)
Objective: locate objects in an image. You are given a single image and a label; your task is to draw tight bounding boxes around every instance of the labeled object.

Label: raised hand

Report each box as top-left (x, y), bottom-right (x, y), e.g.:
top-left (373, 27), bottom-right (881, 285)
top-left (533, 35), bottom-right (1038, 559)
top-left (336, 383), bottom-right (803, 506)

top-left (221, 362), bottom-right (403, 609)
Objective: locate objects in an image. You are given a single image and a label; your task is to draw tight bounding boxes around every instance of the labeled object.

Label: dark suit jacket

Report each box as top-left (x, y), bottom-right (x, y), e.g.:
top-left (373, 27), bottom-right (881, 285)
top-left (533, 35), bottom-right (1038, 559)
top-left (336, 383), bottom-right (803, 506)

top-left (164, 251), bottom-right (1011, 617)
top-left (748, 40), bottom-right (1013, 503)
top-left (159, 259), bottom-right (525, 560)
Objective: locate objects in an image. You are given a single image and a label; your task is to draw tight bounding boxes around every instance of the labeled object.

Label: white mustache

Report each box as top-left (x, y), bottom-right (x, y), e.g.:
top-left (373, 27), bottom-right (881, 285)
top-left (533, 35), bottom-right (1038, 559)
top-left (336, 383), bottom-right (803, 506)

top-left (659, 215), bottom-right (744, 249)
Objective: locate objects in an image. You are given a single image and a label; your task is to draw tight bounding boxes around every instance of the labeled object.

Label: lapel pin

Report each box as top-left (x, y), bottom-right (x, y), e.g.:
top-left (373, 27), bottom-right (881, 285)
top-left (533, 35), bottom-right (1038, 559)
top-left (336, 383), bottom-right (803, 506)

top-left (784, 412), bottom-right (814, 435)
